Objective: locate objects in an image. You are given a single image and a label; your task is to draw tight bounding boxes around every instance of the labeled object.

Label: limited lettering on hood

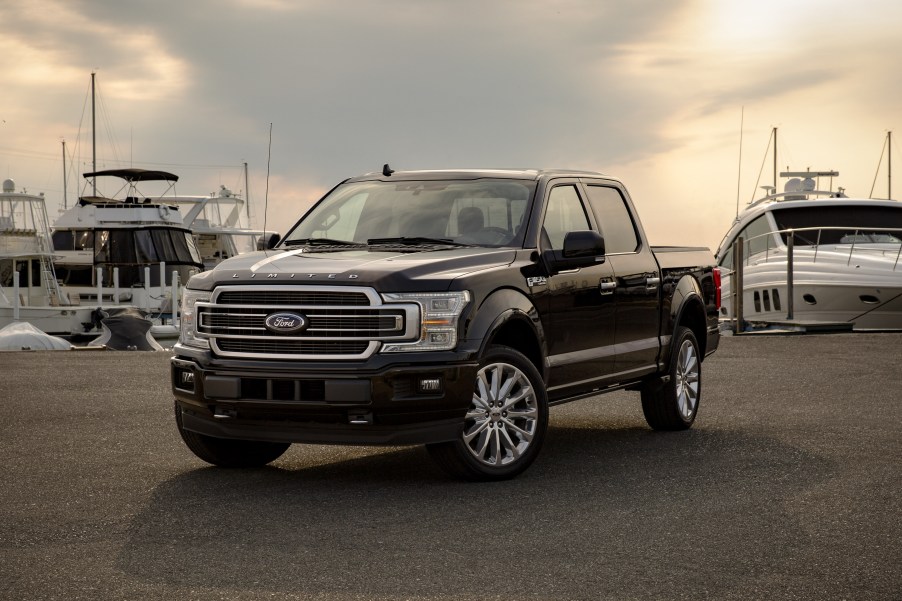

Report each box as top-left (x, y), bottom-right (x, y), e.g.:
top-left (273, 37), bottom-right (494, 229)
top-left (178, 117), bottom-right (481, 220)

top-left (231, 272), bottom-right (360, 279)
top-left (235, 248), bottom-right (360, 279)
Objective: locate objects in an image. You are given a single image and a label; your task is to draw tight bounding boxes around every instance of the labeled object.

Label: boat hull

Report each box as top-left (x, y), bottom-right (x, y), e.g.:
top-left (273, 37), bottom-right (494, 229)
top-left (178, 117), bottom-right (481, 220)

top-left (720, 250), bottom-right (902, 330)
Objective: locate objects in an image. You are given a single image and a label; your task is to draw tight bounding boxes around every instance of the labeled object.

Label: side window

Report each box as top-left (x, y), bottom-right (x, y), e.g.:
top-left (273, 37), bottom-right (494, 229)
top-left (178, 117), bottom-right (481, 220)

top-left (542, 185), bottom-right (590, 250)
top-left (584, 185), bottom-right (639, 253)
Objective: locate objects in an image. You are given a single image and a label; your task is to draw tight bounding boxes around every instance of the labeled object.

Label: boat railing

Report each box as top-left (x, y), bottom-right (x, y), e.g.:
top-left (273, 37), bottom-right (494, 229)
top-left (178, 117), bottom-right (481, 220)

top-left (720, 226), bottom-right (902, 275)
top-left (83, 264), bottom-right (184, 323)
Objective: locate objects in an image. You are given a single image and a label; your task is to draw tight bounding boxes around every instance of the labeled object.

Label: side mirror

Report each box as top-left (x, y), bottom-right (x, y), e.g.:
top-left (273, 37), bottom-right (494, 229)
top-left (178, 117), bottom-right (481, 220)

top-left (542, 230), bottom-right (605, 274)
top-left (257, 232), bottom-right (281, 251)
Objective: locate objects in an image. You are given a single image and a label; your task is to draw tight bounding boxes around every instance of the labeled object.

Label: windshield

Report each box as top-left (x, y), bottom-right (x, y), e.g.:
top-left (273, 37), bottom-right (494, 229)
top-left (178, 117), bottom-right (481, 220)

top-left (281, 179), bottom-right (535, 248)
top-left (772, 205), bottom-right (902, 245)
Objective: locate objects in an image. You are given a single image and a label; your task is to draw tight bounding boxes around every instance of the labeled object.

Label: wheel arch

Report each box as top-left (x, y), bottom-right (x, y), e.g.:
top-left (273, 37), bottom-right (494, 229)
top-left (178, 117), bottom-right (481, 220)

top-left (462, 288), bottom-right (546, 380)
top-left (665, 275), bottom-right (708, 366)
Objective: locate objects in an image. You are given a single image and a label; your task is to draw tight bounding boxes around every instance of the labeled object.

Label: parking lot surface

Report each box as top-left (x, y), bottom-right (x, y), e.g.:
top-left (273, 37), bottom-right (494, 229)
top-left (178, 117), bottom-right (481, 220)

top-left (1, 333), bottom-right (900, 600)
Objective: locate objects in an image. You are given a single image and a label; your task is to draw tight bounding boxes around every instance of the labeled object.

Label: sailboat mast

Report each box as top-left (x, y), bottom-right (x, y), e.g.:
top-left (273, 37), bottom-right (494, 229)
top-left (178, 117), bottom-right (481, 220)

top-left (91, 71), bottom-right (97, 196)
top-left (773, 127), bottom-right (778, 191)
top-left (61, 139), bottom-right (68, 210)
top-left (889, 131), bottom-right (892, 199)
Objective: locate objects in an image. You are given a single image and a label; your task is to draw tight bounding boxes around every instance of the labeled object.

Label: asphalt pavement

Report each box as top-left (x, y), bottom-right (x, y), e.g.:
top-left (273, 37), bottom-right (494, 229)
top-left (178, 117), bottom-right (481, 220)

top-left (1, 333), bottom-right (900, 600)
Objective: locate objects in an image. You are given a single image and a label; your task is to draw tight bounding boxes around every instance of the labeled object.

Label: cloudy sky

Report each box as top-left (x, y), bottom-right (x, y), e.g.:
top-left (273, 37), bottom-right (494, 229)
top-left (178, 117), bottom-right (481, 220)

top-left (1, 0), bottom-right (899, 251)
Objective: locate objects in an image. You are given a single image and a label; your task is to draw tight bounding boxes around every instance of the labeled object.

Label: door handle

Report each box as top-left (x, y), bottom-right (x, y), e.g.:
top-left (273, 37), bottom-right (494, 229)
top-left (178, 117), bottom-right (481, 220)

top-left (599, 281), bottom-right (617, 295)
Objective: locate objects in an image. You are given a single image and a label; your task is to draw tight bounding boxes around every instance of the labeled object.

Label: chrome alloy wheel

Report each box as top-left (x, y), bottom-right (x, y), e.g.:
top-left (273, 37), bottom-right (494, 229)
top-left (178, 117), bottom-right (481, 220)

top-left (675, 338), bottom-right (700, 419)
top-left (462, 361), bottom-right (539, 467)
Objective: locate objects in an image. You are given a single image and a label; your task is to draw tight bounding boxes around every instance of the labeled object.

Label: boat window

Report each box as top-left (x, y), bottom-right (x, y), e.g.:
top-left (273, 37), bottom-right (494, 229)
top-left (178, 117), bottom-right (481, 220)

top-left (172, 232), bottom-right (203, 263)
top-left (772, 206), bottom-right (902, 244)
top-left (94, 230), bottom-right (110, 262)
top-left (584, 185), bottom-right (639, 253)
top-left (740, 215), bottom-right (775, 259)
top-left (151, 229), bottom-right (182, 263)
top-left (75, 230), bottom-right (94, 251)
top-left (55, 265), bottom-right (93, 286)
top-left (107, 230), bottom-right (136, 263)
top-left (134, 230), bottom-right (156, 263)
top-left (51, 230), bottom-right (73, 251)
top-left (718, 245), bottom-right (733, 268)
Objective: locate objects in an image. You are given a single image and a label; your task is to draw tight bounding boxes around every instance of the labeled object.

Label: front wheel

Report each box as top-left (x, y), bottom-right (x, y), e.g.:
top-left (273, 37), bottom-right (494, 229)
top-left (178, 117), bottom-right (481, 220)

top-left (175, 401), bottom-right (290, 467)
top-left (427, 346), bottom-right (548, 481)
top-left (641, 326), bottom-right (701, 431)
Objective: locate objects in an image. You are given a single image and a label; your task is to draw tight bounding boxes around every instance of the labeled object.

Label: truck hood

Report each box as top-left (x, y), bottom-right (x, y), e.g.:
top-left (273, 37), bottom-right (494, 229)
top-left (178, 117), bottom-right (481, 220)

top-left (187, 247), bottom-right (517, 292)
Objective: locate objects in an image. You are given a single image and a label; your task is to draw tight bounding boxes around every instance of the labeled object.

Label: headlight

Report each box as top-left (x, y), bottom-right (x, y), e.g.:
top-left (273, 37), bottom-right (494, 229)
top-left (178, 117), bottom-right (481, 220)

top-left (379, 291), bottom-right (470, 352)
top-left (179, 288), bottom-right (211, 349)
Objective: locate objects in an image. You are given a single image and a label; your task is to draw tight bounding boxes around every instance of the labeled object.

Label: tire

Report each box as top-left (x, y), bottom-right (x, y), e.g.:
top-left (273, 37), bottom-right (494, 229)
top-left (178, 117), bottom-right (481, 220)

top-left (174, 401), bottom-right (290, 467)
top-left (427, 345), bottom-right (548, 481)
top-left (641, 326), bottom-right (701, 431)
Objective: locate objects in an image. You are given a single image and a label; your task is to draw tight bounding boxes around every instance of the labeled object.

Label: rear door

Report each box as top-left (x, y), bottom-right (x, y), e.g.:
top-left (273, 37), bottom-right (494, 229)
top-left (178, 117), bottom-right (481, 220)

top-left (583, 182), bottom-right (661, 377)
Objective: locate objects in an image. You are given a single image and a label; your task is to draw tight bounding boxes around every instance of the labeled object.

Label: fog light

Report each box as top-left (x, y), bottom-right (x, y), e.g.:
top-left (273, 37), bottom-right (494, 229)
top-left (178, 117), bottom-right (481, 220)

top-left (417, 377), bottom-right (442, 394)
top-left (176, 369), bottom-right (196, 392)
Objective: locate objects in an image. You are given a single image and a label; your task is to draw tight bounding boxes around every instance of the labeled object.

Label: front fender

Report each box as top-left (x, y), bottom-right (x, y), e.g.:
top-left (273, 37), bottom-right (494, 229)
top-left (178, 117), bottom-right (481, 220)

top-left (459, 288), bottom-right (545, 370)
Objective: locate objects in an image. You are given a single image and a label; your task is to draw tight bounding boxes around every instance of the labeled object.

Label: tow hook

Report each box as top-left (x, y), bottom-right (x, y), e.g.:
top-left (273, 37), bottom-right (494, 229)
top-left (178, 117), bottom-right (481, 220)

top-left (213, 407), bottom-right (238, 420)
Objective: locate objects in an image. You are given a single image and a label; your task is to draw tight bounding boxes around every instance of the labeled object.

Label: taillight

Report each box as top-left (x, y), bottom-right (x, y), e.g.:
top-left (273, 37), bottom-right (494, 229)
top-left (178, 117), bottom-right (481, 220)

top-left (713, 267), bottom-right (722, 311)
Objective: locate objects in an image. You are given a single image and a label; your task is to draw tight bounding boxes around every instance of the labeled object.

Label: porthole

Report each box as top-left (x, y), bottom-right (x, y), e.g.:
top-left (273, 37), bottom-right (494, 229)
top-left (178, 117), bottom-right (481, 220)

top-left (859, 295), bottom-right (880, 304)
top-left (753, 291), bottom-right (761, 312)
top-left (762, 290), bottom-right (772, 312)
top-left (772, 289), bottom-right (782, 311)
top-left (803, 294), bottom-right (817, 305)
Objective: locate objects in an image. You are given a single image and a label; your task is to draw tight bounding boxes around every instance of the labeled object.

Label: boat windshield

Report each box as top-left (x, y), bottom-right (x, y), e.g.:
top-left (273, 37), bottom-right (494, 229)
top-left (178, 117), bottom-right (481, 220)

top-left (281, 179), bottom-right (536, 249)
top-left (772, 205), bottom-right (902, 245)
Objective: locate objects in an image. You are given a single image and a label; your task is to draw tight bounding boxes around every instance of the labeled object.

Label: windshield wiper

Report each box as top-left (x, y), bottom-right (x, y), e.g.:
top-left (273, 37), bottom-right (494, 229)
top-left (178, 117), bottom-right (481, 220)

top-left (367, 236), bottom-right (472, 247)
top-left (282, 238), bottom-right (366, 248)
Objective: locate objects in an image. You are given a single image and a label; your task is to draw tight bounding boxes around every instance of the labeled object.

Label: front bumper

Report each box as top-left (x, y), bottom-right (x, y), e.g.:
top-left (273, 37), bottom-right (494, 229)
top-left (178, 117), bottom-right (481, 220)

top-left (171, 346), bottom-right (479, 446)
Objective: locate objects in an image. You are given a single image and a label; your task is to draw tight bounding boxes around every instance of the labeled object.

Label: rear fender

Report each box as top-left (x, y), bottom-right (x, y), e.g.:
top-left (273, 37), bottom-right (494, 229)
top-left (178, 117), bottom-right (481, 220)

top-left (662, 275), bottom-right (707, 368)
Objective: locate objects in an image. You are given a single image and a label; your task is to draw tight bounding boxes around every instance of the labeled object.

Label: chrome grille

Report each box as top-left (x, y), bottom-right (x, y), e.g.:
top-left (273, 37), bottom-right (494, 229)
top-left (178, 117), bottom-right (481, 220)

top-left (199, 285), bottom-right (419, 360)
top-left (217, 290), bottom-right (370, 306)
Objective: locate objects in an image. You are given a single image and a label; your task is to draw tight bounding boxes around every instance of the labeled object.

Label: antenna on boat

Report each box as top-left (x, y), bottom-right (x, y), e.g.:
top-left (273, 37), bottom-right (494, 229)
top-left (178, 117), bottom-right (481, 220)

top-left (91, 71), bottom-right (97, 197)
top-left (869, 130), bottom-right (892, 199)
top-left (262, 123), bottom-right (272, 241)
top-left (735, 106), bottom-right (744, 219)
top-left (750, 126), bottom-right (777, 204)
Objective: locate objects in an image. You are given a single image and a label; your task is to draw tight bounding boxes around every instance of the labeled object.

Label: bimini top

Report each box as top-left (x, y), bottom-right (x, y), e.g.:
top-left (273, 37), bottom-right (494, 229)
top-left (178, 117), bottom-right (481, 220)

top-left (82, 168), bottom-right (179, 183)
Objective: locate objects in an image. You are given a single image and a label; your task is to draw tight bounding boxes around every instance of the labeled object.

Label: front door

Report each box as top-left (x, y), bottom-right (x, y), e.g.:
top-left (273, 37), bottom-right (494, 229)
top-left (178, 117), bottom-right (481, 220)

top-left (538, 183), bottom-right (618, 398)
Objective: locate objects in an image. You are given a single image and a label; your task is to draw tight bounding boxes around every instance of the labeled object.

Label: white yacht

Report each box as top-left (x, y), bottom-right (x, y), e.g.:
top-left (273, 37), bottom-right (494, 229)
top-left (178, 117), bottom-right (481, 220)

top-left (51, 168), bottom-right (204, 317)
top-left (163, 185), bottom-right (276, 269)
top-left (0, 178), bottom-right (107, 336)
top-left (716, 171), bottom-right (902, 331)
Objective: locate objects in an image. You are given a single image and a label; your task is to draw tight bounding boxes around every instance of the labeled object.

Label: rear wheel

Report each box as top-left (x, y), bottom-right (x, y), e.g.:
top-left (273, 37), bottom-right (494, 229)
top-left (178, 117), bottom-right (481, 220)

top-left (175, 401), bottom-right (290, 467)
top-left (427, 346), bottom-right (548, 481)
top-left (641, 326), bottom-right (701, 430)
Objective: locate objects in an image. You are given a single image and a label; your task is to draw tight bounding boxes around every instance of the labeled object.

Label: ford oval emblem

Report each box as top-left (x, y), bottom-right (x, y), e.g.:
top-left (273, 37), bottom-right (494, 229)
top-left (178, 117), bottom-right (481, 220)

top-left (264, 312), bottom-right (308, 334)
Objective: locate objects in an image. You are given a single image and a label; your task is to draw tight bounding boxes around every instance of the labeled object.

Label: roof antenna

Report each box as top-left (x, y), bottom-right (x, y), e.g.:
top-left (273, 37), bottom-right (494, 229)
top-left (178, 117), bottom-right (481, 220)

top-left (382, 163), bottom-right (394, 176)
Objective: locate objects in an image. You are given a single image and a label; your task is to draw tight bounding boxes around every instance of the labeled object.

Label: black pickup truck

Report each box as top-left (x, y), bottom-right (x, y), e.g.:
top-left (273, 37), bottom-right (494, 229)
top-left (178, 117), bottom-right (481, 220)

top-left (171, 168), bottom-right (721, 480)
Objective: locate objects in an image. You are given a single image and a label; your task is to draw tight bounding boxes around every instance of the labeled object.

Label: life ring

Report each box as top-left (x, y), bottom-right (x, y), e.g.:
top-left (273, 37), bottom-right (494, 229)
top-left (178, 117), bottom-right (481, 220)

top-left (158, 204), bottom-right (171, 220)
